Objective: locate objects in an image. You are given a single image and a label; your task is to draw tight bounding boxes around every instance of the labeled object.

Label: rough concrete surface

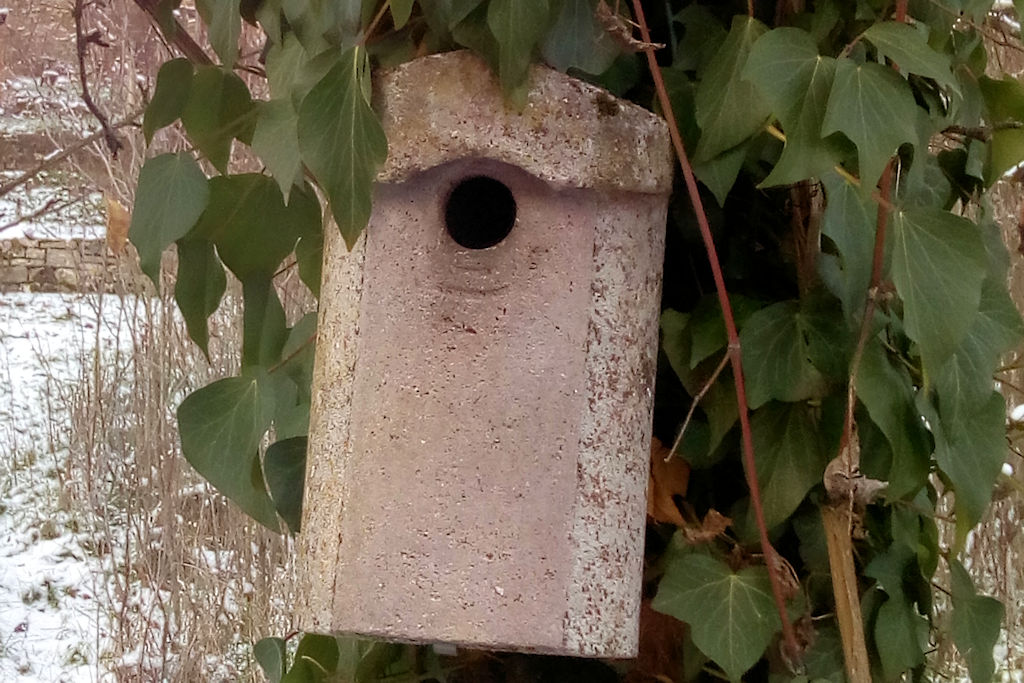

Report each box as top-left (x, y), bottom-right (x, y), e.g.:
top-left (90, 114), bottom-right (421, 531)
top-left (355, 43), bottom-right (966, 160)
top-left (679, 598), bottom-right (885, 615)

top-left (298, 51), bottom-right (672, 658)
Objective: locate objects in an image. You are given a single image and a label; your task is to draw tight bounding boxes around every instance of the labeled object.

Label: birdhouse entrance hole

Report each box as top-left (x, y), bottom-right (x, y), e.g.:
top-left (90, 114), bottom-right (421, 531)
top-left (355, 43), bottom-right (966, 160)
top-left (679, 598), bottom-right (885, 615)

top-left (444, 175), bottom-right (517, 249)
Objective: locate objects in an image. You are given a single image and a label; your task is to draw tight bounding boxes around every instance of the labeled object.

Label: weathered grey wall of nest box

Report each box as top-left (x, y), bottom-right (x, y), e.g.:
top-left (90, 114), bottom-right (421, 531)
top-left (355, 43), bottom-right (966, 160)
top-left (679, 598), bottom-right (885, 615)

top-left (297, 50), bottom-right (673, 658)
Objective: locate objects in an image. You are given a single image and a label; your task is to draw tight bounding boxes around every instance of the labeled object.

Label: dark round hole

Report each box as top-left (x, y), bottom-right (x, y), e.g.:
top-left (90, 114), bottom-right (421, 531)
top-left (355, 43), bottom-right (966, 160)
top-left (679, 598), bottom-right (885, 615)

top-left (444, 176), bottom-right (517, 250)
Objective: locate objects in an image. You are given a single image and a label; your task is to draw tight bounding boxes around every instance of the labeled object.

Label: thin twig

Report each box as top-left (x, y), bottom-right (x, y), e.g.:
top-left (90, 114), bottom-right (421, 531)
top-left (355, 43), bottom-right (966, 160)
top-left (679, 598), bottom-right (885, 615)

top-left (73, 0), bottom-right (121, 156)
top-left (0, 107), bottom-right (145, 199)
top-left (667, 352), bottom-right (730, 462)
top-left (628, 0), bottom-right (800, 665)
top-left (0, 197), bottom-right (74, 234)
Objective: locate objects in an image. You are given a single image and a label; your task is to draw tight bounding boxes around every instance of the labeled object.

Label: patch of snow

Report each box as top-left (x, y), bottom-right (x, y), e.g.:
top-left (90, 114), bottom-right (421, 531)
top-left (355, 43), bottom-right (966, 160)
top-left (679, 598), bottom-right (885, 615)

top-left (0, 292), bottom-right (140, 681)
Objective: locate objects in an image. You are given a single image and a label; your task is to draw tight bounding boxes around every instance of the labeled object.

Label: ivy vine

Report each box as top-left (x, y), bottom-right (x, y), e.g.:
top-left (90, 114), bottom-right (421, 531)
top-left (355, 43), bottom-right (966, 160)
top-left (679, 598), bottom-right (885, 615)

top-left (126, 0), bottom-right (1024, 680)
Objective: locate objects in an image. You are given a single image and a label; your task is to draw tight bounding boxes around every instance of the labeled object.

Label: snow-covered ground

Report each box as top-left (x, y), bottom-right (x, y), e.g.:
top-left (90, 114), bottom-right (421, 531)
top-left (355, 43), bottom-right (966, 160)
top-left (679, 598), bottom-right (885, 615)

top-left (0, 292), bottom-right (135, 681)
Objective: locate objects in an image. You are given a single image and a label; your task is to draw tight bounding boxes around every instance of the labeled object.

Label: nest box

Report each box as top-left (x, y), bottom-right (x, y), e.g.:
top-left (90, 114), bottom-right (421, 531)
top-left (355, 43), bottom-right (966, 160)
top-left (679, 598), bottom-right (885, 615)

top-left (297, 51), bottom-right (673, 658)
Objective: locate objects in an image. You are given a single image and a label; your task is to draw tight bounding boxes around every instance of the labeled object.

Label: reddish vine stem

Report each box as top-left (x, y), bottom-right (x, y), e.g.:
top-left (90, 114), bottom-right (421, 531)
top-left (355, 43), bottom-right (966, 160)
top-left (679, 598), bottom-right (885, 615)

top-left (628, 0), bottom-right (799, 663)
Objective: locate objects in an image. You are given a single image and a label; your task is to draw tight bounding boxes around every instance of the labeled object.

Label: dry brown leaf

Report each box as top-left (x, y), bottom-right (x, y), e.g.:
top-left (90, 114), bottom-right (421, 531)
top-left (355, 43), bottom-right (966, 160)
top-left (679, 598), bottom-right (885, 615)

top-left (104, 194), bottom-right (130, 254)
top-left (647, 436), bottom-right (690, 526)
top-left (596, 0), bottom-right (665, 53)
top-left (681, 508), bottom-right (732, 544)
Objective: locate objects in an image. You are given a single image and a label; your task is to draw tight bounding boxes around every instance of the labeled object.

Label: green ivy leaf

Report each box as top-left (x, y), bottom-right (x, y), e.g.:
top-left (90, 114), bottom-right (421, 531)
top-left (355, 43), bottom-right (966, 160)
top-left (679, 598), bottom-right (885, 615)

top-left (541, 0), bottom-right (618, 76)
top-left (874, 594), bottom-right (928, 679)
top-left (862, 22), bottom-right (958, 93)
top-left (296, 226), bottom-right (323, 297)
top-left (129, 153), bottom-right (209, 285)
top-left (822, 59), bottom-right (918, 191)
top-left (934, 391), bottom-right (1007, 539)
top-left (181, 66), bottom-right (256, 173)
top-left (688, 294), bottom-right (761, 369)
top-left (936, 276), bottom-right (1024, 420)
top-left (744, 27), bottom-right (841, 186)
top-left (694, 16), bottom-right (770, 163)
top-left (693, 142), bottom-right (749, 207)
top-left (191, 174), bottom-right (321, 280)
top-left (978, 74), bottom-right (1024, 121)
top-left (857, 342), bottom-right (931, 499)
top-left (204, 0), bottom-right (241, 65)
top-left (174, 239), bottom-right (227, 357)
top-left (864, 544), bottom-right (928, 679)
top-left (820, 172), bottom-right (875, 321)
top-left (252, 99), bottom-right (303, 201)
top-left (280, 312), bottom-right (317, 404)
top-left (487, 0), bottom-right (550, 105)
top-left (652, 553), bottom-right (781, 681)
top-left (950, 559), bottom-right (1004, 683)
top-left (292, 633), bottom-right (340, 676)
top-left (739, 300), bottom-right (827, 409)
top-left (298, 46), bottom-right (387, 249)
top-left (751, 401), bottom-right (834, 530)
top-left (987, 128), bottom-right (1024, 184)
top-left (265, 436), bottom-right (307, 533)
top-left (661, 309), bottom-right (695, 389)
top-left (390, 0), bottom-right (414, 29)
top-left (177, 373), bottom-right (279, 531)
top-left (255, 636), bottom-right (287, 683)
top-left (242, 278), bottom-right (288, 369)
top-left (673, 4), bottom-right (726, 73)
top-left (143, 58), bottom-right (193, 144)
top-left (889, 207), bottom-right (987, 372)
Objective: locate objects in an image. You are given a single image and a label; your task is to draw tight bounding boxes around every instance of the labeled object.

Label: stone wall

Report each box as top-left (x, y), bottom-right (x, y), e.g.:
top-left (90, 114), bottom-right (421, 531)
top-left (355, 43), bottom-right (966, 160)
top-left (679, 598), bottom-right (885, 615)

top-left (0, 237), bottom-right (149, 293)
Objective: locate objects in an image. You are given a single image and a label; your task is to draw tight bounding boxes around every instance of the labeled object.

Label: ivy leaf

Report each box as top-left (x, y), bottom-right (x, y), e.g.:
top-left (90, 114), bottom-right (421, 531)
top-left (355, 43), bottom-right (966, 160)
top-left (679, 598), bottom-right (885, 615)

top-left (280, 313), bottom-right (318, 404)
top-left (143, 58), bottom-right (193, 144)
top-left (174, 239), bottom-right (227, 357)
top-left (936, 276), bottom-right (1024, 420)
top-left (693, 142), bottom-right (748, 207)
top-left (863, 22), bottom-right (958, 93)
top-left (390, 0), bottom-right (414, 29)
top-left (254, 637), bottom-right (287, 683)
top-left (298, 46), bottom-right (387, 249)
top-left (987, 128), bottom-right (1024, 184)
top-left (177, 373), bottom-right (279, 531)
top-left (191, 174), bottom-right (321, 280)
top-left (889, 207), bottom-right (987, 372)
top-left (661, 309), bottom-right (695, 389)
top-left (673, 4), bottom-right (726, 73)
top-left (206, 0), bottom-right (241, 65)
top-left (181, 66), bottom-right (256, 173)
top-left (652, 553), bottom-right (781, 681)
top-left (820, 172), bottom-right (875, 320)
top-left (242, 278), bottom-right (288, 369)
top-left (857, 342), bottom-right (931, 499)
top-left (688, 294), bottom-right (761, 369)
top-left (739, 300), bottom-right (827, 409)
top-left (694, 16), bottom-right (770, 163)
top-left (874, 593), bottom-right (928, 679)
top-left (864, 545), bottom-right (928, 679)
top-left (978, 74), bottom-right (1024, 121)
top-left (744, 27), bottom-right (841, 186)
top-left (822, 59), bottom-right (918, 191)
top-left (541, 0), bottom-right (618, 76)
top-left (751, 401), bottom-right (834, 530)
top-left (296, 226), bottom-right (323, 297)
top-left (487, 0), bottom-right (550, 104)
top-left (252, 99), bottom-right (303, 201)
top-left (950, 559), bottom-right (1004, 683)
top-left (934, 391), bottom-right (1007, 539)
top-left (129, 152), bottom-right (209, 285)
top-left (265, 436), bottom-right (307, 533)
